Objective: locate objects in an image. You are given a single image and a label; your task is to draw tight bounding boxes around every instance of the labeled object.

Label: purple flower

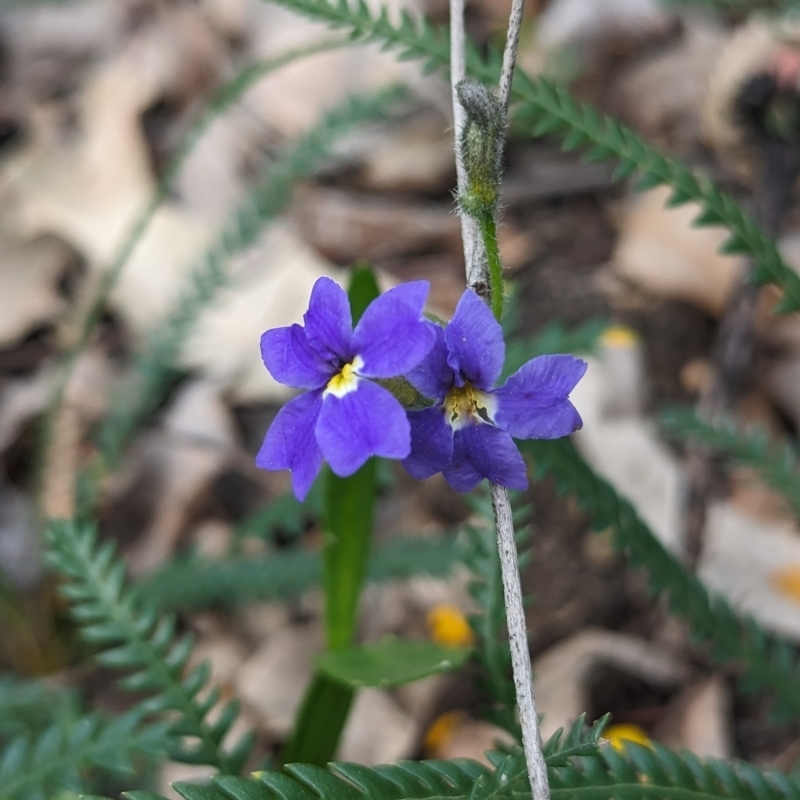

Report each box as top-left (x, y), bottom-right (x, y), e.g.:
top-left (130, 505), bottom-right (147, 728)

top-left (256, 277), bottom-right (435, 500)
top-left (402, 289), bottom-right (587, 492)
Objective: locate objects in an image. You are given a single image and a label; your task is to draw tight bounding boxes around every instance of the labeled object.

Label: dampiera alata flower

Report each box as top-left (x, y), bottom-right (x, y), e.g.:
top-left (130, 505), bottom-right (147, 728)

top-left (402, 288), bottom-right (587, 492)
top-left (256, 277), bottom-right (435, 500)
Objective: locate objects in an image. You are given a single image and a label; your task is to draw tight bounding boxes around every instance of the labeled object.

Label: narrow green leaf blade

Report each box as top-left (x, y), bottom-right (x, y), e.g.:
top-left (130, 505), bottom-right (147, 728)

top-left (280, 672), bottom-right (354, 767)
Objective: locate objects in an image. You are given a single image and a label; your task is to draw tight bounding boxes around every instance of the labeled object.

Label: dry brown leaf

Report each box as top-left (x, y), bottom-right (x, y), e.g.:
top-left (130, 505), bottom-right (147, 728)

top-left (291, 187), bottom-right (461, 264)
top-left (533, 629), bottom-right (689, 741)
top-left (0, 4), bottom-right (223, 337)
top-left (534, 0), bottom-right (673, 52)
top-left (179, 223), bottom-right (348, 403)
top-left (613, 186), bottom-right (744, 316)
top-left (700, 501), bottom-right (800, 641)
top-left (127, 379), bottom-right (236, 575)
top-left (612, 20), bottom-right (725, 144)
top-left (241, 1), bottom-right (445, 139)
top-left (338, 688), bottom-right (418, 765)
top-left (236, 623), bottom-right (323, 735)
top-left (0, 236), bottom-right (73, 345)
top-left (653, 676), bottom-right (732, 759)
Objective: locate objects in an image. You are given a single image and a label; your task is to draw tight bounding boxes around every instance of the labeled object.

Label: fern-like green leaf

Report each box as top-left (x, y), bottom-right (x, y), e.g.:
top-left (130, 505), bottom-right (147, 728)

top-left (98, 741), bottom-right (800, 800)
top-left (548, 740), bottom-right (800, 800)
top-left (661, 408), bottom-right (800, 523)
top-left (44, 520), bottom-right (253, 775)
top-left (119, 759), bottom-right (488, 800)
top-left (138, 535), bottom-right (458, 611)
top-left (509, 72), bottom-right (800, 313)
top-left (0, 708), bottom-right (167, 800)
top-left (524, 437), bottom-right (800, 720)
top-left (257, 0), bottom-right (800, 312)
top-left (0, 675), bottom-right (79, 741)
top-left (46, 718), bottom-right (597, 800)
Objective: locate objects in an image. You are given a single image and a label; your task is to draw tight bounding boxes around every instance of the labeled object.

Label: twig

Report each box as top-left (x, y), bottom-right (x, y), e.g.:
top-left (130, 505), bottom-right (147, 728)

top-left (449, 2), bottom-right (549, 800)
top-left (490, 483), bottom-right (550, 800)
top-left (497, 0), bottom-right (526, 117)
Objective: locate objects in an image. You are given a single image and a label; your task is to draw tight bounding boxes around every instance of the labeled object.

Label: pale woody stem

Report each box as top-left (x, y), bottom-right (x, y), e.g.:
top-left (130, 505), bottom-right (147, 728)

top-left (449, 0), bottom-right (550, 799)
top-left (491, 483), bottom-right (550, 800)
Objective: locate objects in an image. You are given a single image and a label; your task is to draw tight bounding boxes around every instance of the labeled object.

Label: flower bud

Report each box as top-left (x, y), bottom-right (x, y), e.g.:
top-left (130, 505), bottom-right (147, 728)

top-left (456, 79), bottom-right (504, 218)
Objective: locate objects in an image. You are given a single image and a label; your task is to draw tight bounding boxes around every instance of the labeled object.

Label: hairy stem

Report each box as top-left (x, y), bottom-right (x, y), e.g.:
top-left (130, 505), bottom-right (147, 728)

top-left (479, 213), bottom-right (504, 321)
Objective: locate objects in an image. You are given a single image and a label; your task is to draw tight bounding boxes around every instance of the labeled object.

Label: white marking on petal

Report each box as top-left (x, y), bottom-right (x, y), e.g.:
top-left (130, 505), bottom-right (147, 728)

top-left (323, 357), bottom-right (362, 398)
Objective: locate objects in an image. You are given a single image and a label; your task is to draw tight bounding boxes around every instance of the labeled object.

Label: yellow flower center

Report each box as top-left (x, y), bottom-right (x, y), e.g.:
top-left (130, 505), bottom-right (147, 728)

top-left (324, 357), bottom-right (363, 398)
top-left (443, 383), bottom-right (494, 428)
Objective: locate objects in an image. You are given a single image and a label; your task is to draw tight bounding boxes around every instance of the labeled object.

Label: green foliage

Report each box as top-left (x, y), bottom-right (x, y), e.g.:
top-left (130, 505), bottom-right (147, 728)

top-left (471, 713), bottom-right (608, 800)
top-left (76, 713), bottom-right (800, 800)
top-left (44, 520), bottom-right (254, 774)
top-left (547, 739), bottom-right (800, 800)
top-left (661, 408), bottom-right (800, 522)
top-left (460, 493), bottom-right (530, 736)
top-left (280, 673), bottom-right (355, 768)
top-left (510, 72), bottom-right (800, 313)
top-left (260, 0), bottom-right (800, 312)
top-left (542, 713), bottom-right (610, 765)
top-left (0, 676), bottom-right (79, 741)
top-left (316, 638), bottom-right (472, 687)
top-left (323, 461), bottom-right (378, 651)
top-left (0, 708), bottom-right (167, 800)
top-left (525, 438), bottom-right (800, 720)
top-left (232, 488), bottom-right (321, 546)
top-left (80, 717), bottom-right (602, 800)
top-left (91, 86), bottom-right (407, 493)
top-left (502, 317), bottom-right (607, 379)
top-left (139, 535), bottom-right (459, 611)
top-left (124, 757), bottom-right (488, 800)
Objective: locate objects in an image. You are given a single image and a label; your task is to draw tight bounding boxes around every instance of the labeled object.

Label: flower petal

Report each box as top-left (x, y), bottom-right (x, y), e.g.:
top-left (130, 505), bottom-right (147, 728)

top-left (256, 390), bottom-right (324, 500)
top-left (443, 424), bottom-right (528, 492)
top-left (303, 277), bottom-right (353, 362)
top-left (495, 355), bottom-right (587, 439)
top-left (402, 406), bottom-right (453, 480)
top-left (316, 380), bottom-right (410, 476)
top-left (405, 323), bottom-right (453, 402)
top-left (352, 281), bottom-right (435, 378)
top-left (445, 289), bottom-right (504, 390)
top-left (260, 324), bottom-right (332, 389)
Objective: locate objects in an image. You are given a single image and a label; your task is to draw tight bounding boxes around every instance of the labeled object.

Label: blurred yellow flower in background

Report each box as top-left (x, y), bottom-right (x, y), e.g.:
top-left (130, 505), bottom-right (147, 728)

top-left (426, 604), bottom-right (476, 647)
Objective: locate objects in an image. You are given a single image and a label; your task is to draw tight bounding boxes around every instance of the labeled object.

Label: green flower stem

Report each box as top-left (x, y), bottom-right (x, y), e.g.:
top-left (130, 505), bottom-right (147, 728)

top-left (279, 673), bottom-right (354, 766)
top-left (280, 267), bottom-right (381, 767)
top-left (478, 212), bottom-right (504, 321)
top-left (279, 460), bottom-right (375, 767)
top-left (323, 462), bottom-right (377, 650)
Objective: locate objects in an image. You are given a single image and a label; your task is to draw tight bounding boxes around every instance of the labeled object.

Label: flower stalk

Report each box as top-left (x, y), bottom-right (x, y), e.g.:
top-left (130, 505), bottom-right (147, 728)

top-left (479, 213), bottom-right (504, 321)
